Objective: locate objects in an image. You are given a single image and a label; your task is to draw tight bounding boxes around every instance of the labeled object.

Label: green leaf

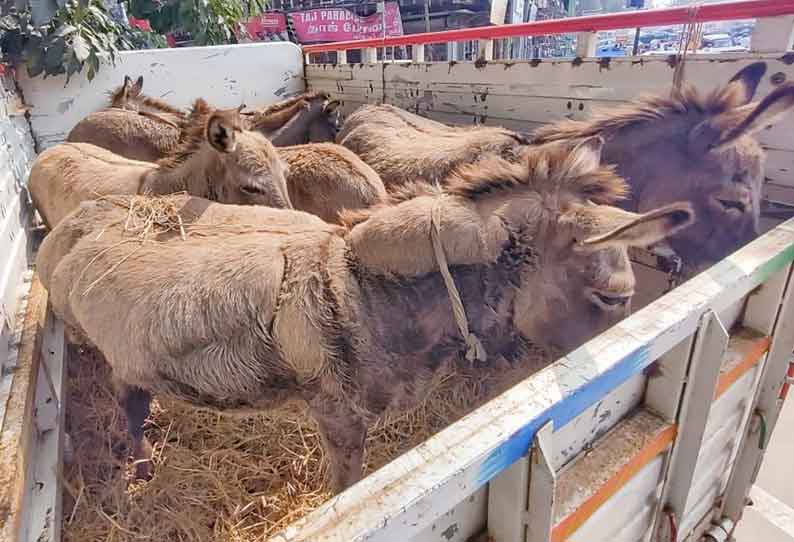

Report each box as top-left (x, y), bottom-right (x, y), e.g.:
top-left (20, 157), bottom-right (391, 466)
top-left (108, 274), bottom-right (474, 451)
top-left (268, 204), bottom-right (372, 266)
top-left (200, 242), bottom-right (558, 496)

top-left (44, 39), bottom-right (66, 72)
top-left (25, 47), bottom-right (44, 77)
top-left (72, 33), bottom-right (90, 61)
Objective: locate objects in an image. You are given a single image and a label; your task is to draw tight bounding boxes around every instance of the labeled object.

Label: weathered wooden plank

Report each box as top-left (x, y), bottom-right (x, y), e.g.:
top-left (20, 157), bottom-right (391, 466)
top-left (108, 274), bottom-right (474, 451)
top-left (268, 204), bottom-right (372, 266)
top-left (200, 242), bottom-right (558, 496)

top-left (24, 311), bottom-right (66, 542)
top-left (0, 276), bottom-right (47, 542)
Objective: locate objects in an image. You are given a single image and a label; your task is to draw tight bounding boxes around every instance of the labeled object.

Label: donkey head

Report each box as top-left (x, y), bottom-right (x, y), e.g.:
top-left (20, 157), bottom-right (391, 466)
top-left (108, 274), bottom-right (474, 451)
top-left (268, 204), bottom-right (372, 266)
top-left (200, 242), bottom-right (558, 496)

top-left (164, 99), bottom-right (292, 209)
top-left (450, 137), bottom-right (694, 353)
top-left (638, 65), bottom-right (794, 271)
top-left (534, 62), bottom-right (794, 274)
top-left (109, 75), bottom-right (145, 110)
top-left (308, 97), bottom-right (342, 142)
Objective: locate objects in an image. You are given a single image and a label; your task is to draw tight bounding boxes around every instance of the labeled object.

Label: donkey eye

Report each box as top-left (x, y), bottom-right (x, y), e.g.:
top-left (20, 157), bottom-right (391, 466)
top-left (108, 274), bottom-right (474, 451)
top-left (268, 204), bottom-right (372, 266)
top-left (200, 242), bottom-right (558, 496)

top-left (240, 185), bottom-right (266, 195)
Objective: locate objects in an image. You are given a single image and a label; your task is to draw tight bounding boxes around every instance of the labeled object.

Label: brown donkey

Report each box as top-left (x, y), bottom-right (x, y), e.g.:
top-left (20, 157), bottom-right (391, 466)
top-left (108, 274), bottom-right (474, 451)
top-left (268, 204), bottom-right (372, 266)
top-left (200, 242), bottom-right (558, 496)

top-left (108, 75), bottom-right (187, 124)
top-left (30, 99), bottom-right (290, 228)
top-left (38, 137), bottom-right (693, 491)
top-left (176, 99), bottom-right (385, 224)
top-left (68, 78), bottom-right (340, 162)
top-left (533, 63), bottom-right (794, 274)
top-left (245, 91), bottom-right (342, 145)
top-left (66, 75), bottom-right (186, 162)
top-left (337, 103), bottom-right (530, 188)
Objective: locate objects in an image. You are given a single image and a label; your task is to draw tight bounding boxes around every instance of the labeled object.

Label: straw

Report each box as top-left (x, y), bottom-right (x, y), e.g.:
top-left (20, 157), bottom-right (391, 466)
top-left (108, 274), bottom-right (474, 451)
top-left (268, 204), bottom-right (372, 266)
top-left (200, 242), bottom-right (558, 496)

top-left (61, 340), bottom-right (533, 542)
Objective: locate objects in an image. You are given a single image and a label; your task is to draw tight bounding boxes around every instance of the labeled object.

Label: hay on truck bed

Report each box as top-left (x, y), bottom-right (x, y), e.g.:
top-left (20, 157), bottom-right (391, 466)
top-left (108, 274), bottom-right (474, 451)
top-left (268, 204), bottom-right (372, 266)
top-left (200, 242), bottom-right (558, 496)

top-left (63, 342), bottom-right (500, 541)
top-left (59, 196), bottom-right (543, 540)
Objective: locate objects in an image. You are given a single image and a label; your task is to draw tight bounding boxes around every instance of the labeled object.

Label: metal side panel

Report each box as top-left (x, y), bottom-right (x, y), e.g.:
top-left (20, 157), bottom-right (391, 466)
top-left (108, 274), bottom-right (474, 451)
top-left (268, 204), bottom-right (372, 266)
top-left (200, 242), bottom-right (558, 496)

top-left (567, 455), bottom-right (667, 542)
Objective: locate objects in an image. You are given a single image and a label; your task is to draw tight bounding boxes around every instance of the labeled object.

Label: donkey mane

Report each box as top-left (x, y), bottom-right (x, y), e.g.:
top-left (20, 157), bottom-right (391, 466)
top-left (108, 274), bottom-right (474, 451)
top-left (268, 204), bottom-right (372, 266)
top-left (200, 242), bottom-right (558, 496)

top-left (533, 83), bottom-right (745, 144)
top-left (340, 143), bottom-right (627, 228)
top-left (136, 95), bottom-right (186, 117)
top-left (259, 91), bottom-right (329, 115)
top-left (157, 98), bottom-right (238, 170)
top-left (445, 143), bottom-right (627, 203)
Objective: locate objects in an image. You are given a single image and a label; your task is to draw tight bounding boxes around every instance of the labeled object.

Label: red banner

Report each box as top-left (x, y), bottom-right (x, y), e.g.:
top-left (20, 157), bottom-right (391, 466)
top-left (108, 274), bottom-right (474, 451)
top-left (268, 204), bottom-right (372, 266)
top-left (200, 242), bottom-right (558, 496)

top-left (290, 2), bottom-right (403, 43)
top-left (128, 16), bottom-right (152, 32)
top-left (244, 12), bottom-right (289, 41)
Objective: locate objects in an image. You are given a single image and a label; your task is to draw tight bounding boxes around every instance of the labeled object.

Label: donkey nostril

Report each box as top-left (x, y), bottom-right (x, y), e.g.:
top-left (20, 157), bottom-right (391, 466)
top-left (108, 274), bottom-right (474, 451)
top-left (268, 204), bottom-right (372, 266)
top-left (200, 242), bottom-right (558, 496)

top-left (717, 198), bottom-right (747, 213)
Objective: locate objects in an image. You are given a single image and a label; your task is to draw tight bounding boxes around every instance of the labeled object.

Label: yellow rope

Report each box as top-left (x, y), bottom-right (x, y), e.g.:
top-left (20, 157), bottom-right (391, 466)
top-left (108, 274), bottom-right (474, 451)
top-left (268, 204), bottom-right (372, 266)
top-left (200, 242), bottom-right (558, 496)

top-left (430, 196), bottom-right (487, 363)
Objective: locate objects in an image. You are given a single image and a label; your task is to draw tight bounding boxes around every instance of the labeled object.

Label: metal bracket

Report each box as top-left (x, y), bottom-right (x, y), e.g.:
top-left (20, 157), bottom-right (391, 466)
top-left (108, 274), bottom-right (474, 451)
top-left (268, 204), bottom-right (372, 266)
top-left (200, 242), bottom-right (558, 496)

top-left (653, 309), bottom-right (729, 539)
top-left (526, 421), bottom-right (556, 542)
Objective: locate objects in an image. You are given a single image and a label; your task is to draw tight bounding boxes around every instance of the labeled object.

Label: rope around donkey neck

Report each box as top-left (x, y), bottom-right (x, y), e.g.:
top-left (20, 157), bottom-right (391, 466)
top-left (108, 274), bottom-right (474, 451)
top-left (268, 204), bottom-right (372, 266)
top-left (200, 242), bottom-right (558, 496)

top-left (430, 197), bottom-right (487, 363)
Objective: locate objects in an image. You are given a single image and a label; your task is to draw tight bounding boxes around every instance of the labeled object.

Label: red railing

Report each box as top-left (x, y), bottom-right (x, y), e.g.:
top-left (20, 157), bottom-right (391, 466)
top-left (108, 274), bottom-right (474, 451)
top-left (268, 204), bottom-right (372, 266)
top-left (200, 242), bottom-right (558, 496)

top-left (302, 0), bottom-right (794, 54)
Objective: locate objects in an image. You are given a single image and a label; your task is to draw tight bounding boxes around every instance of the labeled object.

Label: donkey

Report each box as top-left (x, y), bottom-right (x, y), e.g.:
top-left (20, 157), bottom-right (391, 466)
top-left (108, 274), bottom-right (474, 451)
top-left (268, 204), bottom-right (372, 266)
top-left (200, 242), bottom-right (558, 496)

top-left (279, 143), bottom-right (386, 223)
top-left (337, 103), bottom-right (530, 188)
top-left (108, 75), bottom-right (187, 125)
top-left (244, 91), bottom-right (342, 145)
top-left (173, 100), bottom-right (384, 224)
top-left (532, 63), bottom-right (794, 274)
top-left (65, 75), bottom-right (186, 162)
top-left (30, 99), bottom-right (290, 229)
top-left (37, 136), bottom-right (693, 491)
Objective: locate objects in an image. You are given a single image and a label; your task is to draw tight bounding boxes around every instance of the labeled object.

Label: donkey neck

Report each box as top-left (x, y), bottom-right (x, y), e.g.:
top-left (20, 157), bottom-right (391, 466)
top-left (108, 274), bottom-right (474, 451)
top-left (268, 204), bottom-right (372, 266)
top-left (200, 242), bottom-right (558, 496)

top-left (269, 106), bottom-right (323, 146)
top-left (143, 148), bottom-right (219, 198)
top-left (351, 231), bottom-right (535, 366)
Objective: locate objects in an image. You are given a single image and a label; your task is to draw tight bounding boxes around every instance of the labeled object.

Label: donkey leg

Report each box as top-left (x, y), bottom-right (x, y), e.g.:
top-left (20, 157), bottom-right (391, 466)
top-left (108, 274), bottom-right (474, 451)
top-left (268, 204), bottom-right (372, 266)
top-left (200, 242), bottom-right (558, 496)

top-left (118, 385), bottom-right (154, 480)
top-left (310, 398), bottom-right (367, 493)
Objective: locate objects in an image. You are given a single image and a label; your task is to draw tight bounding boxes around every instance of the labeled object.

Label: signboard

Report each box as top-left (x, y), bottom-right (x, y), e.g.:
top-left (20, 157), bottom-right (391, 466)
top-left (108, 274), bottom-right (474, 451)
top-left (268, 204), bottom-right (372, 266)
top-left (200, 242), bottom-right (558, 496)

top-left (290, 2), bottom-right (403, 44)
top-left (244, 12), bottom-right (289, 41)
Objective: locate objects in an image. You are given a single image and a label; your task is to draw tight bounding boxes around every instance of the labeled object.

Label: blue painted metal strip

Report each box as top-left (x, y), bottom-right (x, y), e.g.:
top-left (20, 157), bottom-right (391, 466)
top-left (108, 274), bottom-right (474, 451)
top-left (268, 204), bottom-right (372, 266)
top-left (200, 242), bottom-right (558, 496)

top-left (477, 344), bottom-right (650, 485)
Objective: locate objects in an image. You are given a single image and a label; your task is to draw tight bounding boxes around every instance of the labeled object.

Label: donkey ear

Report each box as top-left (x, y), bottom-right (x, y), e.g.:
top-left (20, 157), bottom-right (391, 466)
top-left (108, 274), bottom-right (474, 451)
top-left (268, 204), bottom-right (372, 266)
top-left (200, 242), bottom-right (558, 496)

top-left (133, 75), bottom-right (144, 94)
top-left (582, 202), bottom-right (694, 249)
top-left (123, 75), bottom-right (133, 90)
top-left (692, 82), bottom-right (794, 153)
top-left (568, 135), bottom-right (604, 171)
top-left (207, 113), bottom-right (238, 153)
top-left (724, 62), bottom-right (767, 107)
top-left (717, 82), bottom-right (794, 146)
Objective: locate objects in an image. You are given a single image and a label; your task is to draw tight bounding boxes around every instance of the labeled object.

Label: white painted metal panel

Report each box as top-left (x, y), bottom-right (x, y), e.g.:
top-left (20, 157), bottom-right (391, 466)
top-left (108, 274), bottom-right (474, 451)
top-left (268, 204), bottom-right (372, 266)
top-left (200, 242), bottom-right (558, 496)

top-left (552, 373), bottom-right (645, 471)
top-left (679, 368), bottom-right (760, 538)
top-left (567, 455), bottom-right (666, 542)
top-left (18, 42), bottom-right (305, 149)
top-left (413, 488), bottom-right (487, 542)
